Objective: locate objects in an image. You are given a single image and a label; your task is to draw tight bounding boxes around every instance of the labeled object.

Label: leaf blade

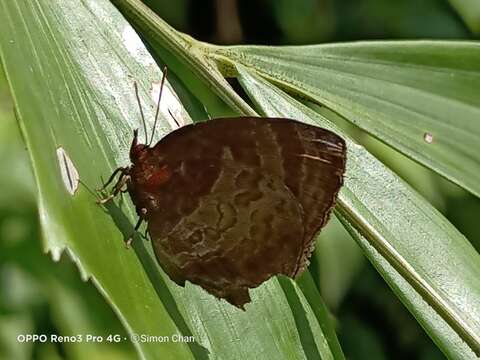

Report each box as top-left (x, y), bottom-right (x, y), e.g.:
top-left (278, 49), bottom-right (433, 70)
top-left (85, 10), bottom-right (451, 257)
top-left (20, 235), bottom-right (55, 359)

top-left (0, 1), bottom-right (198, 358)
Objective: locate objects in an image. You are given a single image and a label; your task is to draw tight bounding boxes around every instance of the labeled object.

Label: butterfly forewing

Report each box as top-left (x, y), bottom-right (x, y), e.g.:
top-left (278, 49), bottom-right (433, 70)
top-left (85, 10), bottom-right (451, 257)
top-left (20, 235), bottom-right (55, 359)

top-left (128, 117), bottom-right (346, 308)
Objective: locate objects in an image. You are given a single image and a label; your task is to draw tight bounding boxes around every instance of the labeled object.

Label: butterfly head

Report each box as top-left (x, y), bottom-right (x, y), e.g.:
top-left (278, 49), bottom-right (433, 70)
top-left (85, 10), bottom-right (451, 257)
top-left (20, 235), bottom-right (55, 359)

top-left (130, 129), bottom-right (149, 164)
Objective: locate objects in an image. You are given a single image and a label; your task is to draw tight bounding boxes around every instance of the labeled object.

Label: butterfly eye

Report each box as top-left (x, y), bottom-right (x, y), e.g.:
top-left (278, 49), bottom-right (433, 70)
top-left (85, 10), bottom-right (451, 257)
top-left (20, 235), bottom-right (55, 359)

top-left (130, 144), bottom-right (148, 163)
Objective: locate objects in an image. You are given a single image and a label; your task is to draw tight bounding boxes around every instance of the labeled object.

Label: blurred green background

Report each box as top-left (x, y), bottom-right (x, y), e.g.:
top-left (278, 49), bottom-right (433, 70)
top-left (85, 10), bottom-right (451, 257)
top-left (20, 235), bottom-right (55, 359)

top-left (0, 0), bottom-right (478, 359)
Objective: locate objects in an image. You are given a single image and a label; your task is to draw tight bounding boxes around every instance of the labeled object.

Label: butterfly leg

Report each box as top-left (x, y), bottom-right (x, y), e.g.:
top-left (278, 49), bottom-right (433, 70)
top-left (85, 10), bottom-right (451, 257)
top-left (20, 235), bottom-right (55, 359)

top-left (96, 168), bottom-right (129, 204)
top-left (97, 167), bottom-right (127, 191)
top-left (143, 227), bottom-right (150, 241)
top-left (125, 215), bottom-right (145, 249)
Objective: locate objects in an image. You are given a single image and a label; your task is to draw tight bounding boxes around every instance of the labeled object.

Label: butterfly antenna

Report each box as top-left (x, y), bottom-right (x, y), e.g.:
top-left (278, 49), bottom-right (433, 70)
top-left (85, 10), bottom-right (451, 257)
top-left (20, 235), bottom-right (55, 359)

top-left (133, 81), bottom-right (148, 144)
top-left (149, 66), bottom-right (168, 146)
top-left (168, 108), bottom-right (181, 128)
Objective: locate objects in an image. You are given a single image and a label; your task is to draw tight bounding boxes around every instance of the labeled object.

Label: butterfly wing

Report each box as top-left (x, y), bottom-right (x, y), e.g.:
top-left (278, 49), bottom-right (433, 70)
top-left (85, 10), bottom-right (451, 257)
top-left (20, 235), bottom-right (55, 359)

top-left (142, 117), bottom-right (345, 308)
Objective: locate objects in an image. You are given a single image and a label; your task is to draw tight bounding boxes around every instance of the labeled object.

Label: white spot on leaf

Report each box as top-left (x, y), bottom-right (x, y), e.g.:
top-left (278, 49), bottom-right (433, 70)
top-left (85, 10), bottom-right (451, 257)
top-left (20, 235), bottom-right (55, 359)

top-left (424, 132), bottom-right (434, 144)
top-left (56, 147), bottom-right (79, 195)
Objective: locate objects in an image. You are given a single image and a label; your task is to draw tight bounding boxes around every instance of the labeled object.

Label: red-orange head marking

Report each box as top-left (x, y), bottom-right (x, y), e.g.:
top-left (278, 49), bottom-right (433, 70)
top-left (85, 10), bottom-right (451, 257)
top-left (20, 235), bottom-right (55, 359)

top-left (145, 165), bottom-right (172, 191)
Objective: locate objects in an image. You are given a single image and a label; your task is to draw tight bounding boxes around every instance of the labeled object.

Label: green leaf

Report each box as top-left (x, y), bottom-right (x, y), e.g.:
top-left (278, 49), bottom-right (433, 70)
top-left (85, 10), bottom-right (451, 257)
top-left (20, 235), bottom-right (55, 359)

top-left (210, 42), bottom-right (480, 199)
top-left (448, 0), bottom-right (480, 33)
top-left (236, 65), bottom-right (480, 359)
top-left (0, 0), bottom-right (194, 358)
top-left (0, 0), bottom-right (344, 359)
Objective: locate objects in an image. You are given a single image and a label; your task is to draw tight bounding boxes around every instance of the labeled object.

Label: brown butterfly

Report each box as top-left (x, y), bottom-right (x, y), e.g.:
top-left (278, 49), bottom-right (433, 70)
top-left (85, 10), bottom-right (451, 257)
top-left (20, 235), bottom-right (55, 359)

top-left (98, 69), bottom-right (346, 309)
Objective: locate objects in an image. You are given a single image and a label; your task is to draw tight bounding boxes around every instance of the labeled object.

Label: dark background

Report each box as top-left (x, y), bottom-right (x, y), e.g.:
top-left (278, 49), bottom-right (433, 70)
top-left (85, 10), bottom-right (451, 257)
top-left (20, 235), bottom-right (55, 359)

top-left (148, 0), bottom-right (471, 45)
top-left (0, 0), bottom-right (478, 359)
